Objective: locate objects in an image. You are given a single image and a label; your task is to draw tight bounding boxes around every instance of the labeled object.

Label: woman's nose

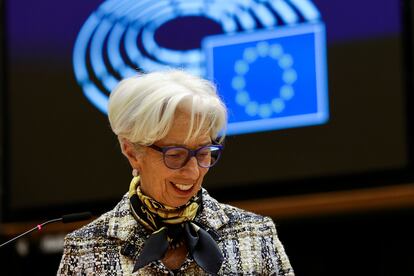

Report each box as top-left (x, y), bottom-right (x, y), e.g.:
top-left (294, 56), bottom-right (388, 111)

top-left (180, 156), bottom-right (200, 180)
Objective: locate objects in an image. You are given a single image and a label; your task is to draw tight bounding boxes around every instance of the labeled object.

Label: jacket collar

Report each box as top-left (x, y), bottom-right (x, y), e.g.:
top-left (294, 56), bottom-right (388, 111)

top-left (106, 188), bottom-right (229, 243)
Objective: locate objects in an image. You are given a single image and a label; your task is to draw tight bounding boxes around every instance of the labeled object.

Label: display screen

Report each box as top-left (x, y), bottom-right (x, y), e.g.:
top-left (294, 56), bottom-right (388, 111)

top-left (1, 0), bottom-right (411, 221)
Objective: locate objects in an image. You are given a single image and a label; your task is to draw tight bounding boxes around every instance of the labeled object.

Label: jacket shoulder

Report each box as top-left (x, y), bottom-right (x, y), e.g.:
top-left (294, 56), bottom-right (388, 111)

top-left (216, 203), bottom-right (295, 276)
top-left (58, 209), bottom-right (127, 275)
top-left (64, 193), bottom-right (133, 244)
top-left (219, 202), bottom-right (274, 228)
top-left (65, 211), bottom-right (111, 243)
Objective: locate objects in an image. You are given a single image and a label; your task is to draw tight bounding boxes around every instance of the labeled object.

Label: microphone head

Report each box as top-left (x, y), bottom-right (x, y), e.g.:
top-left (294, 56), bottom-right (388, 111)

top-left (61, 212), bottom-right (92, 223)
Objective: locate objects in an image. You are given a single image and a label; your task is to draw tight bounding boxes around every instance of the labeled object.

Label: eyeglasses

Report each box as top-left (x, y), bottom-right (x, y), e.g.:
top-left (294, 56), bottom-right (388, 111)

top-left (148, 144), bottom-right (223, 169)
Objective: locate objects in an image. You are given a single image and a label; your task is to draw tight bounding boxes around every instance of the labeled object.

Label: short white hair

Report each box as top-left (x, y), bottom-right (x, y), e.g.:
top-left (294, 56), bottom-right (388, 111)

top-left (108, 69), bottom-right (227, 145)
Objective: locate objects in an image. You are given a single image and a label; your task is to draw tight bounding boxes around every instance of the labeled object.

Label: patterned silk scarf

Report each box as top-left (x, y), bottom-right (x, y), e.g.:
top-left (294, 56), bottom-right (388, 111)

top-left (129, 177), bottom-right (224, 274)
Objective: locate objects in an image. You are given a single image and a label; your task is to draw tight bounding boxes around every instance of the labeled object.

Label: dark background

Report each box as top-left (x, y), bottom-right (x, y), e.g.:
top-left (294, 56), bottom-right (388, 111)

top-left (1, 0), bottom-right (410, 220)
top-left (1, 0), bottom-right (414, 275)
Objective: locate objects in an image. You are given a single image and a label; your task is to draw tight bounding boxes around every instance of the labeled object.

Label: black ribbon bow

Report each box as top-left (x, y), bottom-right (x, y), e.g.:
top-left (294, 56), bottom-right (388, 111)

top-left (133, 222), bottom-right (223, 275)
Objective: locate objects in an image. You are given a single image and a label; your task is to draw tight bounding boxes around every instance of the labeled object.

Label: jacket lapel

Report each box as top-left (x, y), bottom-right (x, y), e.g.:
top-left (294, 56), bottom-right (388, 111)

top-left (105, 193), bottom-right (148, 259)
top-left (195, 189), bottom-right (229, 233)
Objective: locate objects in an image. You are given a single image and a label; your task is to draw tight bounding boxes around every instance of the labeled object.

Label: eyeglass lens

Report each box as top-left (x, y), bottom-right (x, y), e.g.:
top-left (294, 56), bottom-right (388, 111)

top-left (163, 145), bottom-right (221, 169)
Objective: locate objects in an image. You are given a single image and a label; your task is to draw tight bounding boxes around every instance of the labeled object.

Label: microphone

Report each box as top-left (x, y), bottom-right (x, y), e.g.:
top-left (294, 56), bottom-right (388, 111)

top-left (61, 212), bottom-right (92, 223)
top-left (0, 212), bottom-right (92, 248)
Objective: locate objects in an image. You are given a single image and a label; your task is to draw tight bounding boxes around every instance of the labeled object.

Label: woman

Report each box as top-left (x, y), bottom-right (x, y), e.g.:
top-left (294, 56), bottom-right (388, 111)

top-left (58, 70), bottom-right (294, 275)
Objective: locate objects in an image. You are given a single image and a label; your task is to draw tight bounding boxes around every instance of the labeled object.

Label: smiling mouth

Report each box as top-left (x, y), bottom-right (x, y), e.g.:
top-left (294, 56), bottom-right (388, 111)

top-left (170, 182), bottom-right (194, 191)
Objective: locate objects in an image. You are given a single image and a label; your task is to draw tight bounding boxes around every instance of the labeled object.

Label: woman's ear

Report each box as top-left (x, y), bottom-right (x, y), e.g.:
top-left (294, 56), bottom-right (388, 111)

top-left (119, 137), bottom-right (142, 170)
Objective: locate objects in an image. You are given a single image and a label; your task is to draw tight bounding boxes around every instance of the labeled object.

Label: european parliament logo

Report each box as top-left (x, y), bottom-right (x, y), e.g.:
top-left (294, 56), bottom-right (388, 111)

top-left (203, 23), bottom-right (328, 135)
top-left (73, 0), bottom-right (329, 135)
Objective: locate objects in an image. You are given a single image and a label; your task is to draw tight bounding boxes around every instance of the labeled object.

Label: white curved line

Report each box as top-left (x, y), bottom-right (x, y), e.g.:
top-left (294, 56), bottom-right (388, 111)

top-left (269, 0), bottom-right (299, 24)
top-left (235, 8), bottom-right (256, 30)
top-left (251, 3), bottom-right (276, 27)
top-left (73, 14), bottom-right (99, 83)
top-left (90, 19), bottom-right (111, 77)
top-left (287, 0), bottom-right (320, 21)
top-left (124, 26), bottom-right (142, 66)
top-left (107, 23), bottom-right (125, 69)
top-left (83, 82), bottom-right (109, 113)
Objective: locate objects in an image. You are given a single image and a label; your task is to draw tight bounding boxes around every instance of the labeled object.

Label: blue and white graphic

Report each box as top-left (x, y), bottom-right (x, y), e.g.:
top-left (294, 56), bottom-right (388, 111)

top-left (73, 0), bottom-right (329, 135)
top-left (204, 23), bottom-right (328, 135)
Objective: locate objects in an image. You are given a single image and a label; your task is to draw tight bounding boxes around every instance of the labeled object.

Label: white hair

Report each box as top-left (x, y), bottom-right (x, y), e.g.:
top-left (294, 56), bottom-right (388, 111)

top-left (108, 69), bottom-right (227, 145)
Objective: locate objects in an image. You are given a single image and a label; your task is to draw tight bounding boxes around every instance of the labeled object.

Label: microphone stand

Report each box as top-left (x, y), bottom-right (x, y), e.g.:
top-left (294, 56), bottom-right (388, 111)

top-left (0, 218), bottom-right (62, 248)
top-left (0, 212), bottom-right (92, 248)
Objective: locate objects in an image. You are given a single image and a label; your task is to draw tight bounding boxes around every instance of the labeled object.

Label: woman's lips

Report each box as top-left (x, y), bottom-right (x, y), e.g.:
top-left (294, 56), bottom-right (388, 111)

top-left (170, 181), bottom-right (195, 194)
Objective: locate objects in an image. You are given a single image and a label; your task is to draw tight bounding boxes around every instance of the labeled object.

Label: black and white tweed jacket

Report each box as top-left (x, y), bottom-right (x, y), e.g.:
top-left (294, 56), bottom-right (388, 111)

top-left (57, 189), bottom-right (294, 275)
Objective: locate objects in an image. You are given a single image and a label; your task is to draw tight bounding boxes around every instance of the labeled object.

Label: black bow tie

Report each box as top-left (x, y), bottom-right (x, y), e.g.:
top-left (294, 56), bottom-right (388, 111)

top-left (133, 222), bottom-right (223, 275)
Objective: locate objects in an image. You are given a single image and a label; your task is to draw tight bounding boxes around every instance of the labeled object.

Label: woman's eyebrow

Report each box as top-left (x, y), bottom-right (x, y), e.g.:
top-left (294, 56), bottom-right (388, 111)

top-left (158, 141), bottom-right (212, 147)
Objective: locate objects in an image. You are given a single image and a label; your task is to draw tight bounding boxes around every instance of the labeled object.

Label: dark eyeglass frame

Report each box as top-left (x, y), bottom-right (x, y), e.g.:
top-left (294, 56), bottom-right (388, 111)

top-left (148, 143), bottom-right (223, 169)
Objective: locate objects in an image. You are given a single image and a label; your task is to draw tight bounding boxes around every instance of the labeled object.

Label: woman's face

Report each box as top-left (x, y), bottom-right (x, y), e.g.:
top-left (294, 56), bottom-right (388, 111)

top-left (128, 110), bottom-right (210, 207)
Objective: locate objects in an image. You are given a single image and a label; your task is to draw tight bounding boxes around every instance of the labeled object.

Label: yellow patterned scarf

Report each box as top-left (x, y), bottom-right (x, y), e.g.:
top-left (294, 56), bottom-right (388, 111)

top-left (128, 176), bottom-right (201, 232)
top-left (128, 176), bottom-right (223, 274)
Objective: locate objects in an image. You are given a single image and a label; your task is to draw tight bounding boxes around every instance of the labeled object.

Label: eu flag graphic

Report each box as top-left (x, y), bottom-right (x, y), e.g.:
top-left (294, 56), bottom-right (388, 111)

top-left (203, 23), bottom-right (329, 135)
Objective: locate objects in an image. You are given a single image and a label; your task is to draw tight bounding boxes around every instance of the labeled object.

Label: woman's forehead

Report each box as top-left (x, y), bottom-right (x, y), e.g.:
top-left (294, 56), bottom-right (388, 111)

top-left (157, 111), bottom-right (211, 146)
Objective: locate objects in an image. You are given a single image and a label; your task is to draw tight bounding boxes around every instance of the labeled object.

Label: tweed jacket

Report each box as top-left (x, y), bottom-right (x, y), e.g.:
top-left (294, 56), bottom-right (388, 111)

top-left (57, 189), bottom-right (294, 275)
